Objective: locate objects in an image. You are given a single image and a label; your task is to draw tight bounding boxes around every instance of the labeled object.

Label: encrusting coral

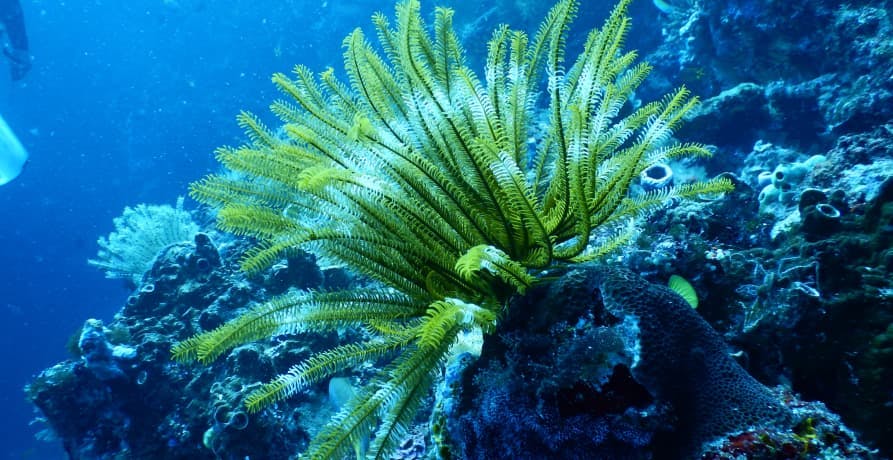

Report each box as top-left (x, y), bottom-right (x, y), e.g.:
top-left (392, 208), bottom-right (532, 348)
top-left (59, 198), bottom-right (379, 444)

top-left (171, 0), bottom-right (733, 457)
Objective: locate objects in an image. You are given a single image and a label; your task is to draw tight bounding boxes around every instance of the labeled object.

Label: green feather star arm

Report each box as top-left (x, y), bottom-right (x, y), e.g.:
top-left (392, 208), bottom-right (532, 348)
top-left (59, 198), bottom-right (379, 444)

top-left (171, 290), bottom-right (423, 364)
top-left (244, 329), bottom-right (417, 413)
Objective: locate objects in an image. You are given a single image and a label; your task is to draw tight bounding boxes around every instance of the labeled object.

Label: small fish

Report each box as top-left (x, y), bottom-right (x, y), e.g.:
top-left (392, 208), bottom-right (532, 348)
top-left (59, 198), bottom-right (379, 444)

top-left (668, 274), bottom-right (699, 309)
top-left (328, 377), bottom-right (369, 460)
top-left (652, 0), bottom-right (677, 14)
top-left (0, 114), bottom-right (28, 185)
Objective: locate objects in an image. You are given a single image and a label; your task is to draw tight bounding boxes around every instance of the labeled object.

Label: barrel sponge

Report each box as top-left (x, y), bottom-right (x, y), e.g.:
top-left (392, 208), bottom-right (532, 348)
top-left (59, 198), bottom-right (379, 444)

top-left (592, 267), bottom-right (790, 448)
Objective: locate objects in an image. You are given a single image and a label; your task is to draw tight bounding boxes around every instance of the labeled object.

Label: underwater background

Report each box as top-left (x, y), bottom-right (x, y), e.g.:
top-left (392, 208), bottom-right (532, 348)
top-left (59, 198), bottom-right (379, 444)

top-left (2, 0), bottom-right (892, 458)
top-left (0, 1), bottom-right (389, 457)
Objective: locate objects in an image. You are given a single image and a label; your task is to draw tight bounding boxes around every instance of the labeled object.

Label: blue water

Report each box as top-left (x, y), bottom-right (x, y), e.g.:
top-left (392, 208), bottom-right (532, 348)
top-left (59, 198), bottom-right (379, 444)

top-left (0, 1), bottom-right (385, 457)
top-left (0, 1), bottom-right (662, 458)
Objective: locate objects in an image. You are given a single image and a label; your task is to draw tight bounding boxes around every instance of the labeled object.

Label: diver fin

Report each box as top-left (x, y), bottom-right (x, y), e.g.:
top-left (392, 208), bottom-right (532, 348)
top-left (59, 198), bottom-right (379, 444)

top-left (0, 114), bottom-right (28, 185)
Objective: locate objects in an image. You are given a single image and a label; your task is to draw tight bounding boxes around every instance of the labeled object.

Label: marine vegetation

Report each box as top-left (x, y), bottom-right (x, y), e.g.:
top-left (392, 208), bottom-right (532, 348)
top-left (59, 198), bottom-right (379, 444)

top-left (172, 0), bottom-right (733, 457)
top-left (88, 196), bottom-right (199, 285)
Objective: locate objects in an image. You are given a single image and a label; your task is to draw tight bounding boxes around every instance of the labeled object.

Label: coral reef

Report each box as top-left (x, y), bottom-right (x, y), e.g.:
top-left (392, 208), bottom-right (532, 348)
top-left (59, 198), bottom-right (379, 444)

top-left (26, 0), bottom-right (893, 458)
top-left (632, 10), bottom-right (893, 456)
top-left (620, 141), bottom-right (893, 457)
top-left (434, 265), bottom-right (872, 459)
top-left (27, 232), bottom-right (345, 459)
top-left (77, 319), bottom-right (136, 382)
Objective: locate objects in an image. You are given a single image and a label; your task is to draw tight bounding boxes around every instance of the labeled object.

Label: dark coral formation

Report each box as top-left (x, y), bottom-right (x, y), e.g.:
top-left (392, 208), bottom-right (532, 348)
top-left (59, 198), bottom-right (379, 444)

top-left (648, 0), bottom-right (893, 135)
top-left (630, 4), bottom-right (893, 453)
top-left (435, 265), bottom-right (871, 459)
top-left (436, 267), bottom-right (662, 459)
top-left (623, 163), bottom-right (893, 456)
top-left (780, 177), bottom-right (893, 451)
top-left (26, 233), bottom-right (346, 459)
top-left (593, 267), bottom-right (790, 451)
